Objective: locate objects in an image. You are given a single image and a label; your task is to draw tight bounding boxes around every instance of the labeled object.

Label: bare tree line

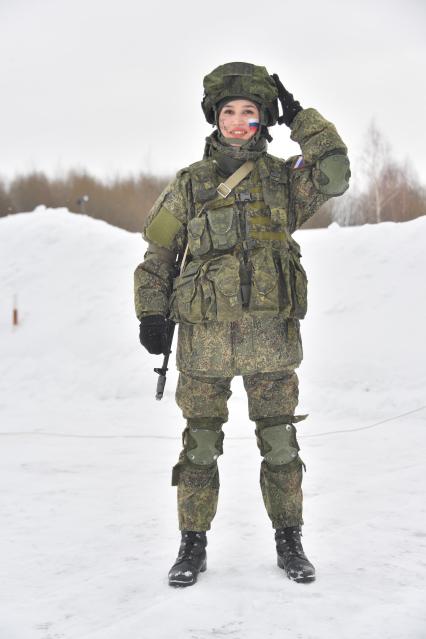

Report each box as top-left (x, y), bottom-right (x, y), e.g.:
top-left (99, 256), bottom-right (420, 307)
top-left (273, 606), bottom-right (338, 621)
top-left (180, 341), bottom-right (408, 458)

top-left (303, 122), bottom-right (426, 228)
top-left (1, 122), bottom-right (425, 231)
top-left (0, 171), bottom-right (169, 233)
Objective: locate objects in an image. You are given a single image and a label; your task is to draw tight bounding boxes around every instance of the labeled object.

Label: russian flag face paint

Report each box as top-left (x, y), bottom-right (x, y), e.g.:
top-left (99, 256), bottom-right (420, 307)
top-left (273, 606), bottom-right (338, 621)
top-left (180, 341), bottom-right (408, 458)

top-left (249, 118), bottom-right (259, 131)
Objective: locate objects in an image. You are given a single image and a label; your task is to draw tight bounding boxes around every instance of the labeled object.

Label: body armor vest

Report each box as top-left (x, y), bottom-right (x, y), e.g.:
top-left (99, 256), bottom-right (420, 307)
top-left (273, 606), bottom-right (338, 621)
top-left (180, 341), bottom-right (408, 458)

top-left (169, 156), bottom-right (307, 325)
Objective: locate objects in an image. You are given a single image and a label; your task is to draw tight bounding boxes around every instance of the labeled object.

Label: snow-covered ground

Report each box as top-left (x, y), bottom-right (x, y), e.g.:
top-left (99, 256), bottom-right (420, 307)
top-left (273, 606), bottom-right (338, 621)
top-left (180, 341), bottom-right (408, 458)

top-left (1, 208), bottom-right (425, 639)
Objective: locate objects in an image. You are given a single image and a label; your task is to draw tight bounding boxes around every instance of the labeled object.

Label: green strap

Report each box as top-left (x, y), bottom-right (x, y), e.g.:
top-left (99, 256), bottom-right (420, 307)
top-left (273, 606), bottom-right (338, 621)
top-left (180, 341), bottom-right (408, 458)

top-left (250, 230), bottom-right (286, 241)
top-left (249, 215), bottom-right (272, 225)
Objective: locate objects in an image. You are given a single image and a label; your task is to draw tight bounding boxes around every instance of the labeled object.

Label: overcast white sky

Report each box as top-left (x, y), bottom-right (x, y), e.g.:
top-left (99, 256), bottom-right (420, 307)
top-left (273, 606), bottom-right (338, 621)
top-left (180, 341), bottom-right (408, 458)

top-left (0, 0), bottom-right (425, 185)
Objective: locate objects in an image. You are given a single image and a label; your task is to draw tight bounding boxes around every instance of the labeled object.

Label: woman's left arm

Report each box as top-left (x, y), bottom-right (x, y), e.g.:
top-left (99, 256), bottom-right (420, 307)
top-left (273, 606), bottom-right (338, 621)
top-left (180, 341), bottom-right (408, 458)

top-left (287, 108), bottom-right (351, 231)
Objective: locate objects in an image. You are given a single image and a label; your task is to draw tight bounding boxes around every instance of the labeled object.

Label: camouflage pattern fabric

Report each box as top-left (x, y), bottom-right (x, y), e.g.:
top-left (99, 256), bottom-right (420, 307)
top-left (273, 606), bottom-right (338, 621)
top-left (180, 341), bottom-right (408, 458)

top-left (173, 370), bottom-right (304, 531)
top-left (134, 108), bottom-right (349, 324)
top-left (176, 315), bottom-right (303, 377)
top-left (202, 61), bottom-right (279, 126)
top-left (134, 173), bottom-right (190, 318)
top-left (133, 107), bottom-right (350, 532)
top-left (259, 456), bottom-right (303, 528)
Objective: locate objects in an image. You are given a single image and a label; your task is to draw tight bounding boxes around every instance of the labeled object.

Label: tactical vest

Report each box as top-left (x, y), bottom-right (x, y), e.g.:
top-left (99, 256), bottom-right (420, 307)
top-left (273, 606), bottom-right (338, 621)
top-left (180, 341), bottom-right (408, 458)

top-left (169, 155), bottom-right (308, 325)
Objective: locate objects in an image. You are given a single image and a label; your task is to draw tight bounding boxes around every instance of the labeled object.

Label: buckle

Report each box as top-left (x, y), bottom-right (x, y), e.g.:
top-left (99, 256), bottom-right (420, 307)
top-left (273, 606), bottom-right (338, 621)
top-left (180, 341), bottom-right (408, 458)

top-left (216, 182), bottom-right (232, 198)
top-left (236, 191), bottom-right (253, 202)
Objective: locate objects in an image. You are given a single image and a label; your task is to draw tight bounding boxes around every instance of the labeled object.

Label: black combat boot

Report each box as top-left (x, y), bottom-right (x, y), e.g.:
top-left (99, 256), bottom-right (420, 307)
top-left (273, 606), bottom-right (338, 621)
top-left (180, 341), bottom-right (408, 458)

top-left (168, 531), bottom-right (207, 587)
top-left (275, 526), bottom-right (316, 583)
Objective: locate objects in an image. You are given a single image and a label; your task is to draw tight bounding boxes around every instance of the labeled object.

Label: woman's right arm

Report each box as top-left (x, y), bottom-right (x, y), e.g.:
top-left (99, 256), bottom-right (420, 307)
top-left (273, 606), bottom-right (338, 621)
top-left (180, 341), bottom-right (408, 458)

top-left (134, 170), bottom-right (190, 320)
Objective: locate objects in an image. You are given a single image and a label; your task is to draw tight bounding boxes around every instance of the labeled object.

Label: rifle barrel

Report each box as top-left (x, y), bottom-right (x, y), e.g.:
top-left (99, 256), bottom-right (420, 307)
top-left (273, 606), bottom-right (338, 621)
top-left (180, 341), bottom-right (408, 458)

top-left (153, 319), bottom-right (175, 400)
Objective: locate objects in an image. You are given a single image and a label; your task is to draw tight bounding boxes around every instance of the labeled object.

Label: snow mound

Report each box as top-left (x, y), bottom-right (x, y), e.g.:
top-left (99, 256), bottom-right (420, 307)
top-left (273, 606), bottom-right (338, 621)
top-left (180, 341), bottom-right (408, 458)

top-left (1, 209), bottom-right (425, 639)
top-left (1, 208), bottom-right (425, 427)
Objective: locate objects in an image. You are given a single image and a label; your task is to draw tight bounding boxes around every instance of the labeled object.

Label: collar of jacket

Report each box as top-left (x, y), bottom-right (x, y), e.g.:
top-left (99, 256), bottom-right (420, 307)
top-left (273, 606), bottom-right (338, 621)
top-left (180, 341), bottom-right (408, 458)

top-left (203, 130), bottom-right (267, 177)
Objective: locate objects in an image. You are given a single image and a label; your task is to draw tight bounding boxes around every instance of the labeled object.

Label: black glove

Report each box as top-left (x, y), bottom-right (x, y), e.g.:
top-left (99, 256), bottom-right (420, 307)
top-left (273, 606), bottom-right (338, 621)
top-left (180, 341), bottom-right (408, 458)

top-left (139, 315), bottom-right (168, 355)
top-left (272, 74), bottom-right (303, 127)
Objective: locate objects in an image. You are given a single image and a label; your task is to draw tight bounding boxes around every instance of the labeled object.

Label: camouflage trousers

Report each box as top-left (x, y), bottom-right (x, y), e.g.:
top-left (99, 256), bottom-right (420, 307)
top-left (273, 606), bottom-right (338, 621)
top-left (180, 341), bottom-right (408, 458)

top-left (172, 369), bottom-right (305, 531)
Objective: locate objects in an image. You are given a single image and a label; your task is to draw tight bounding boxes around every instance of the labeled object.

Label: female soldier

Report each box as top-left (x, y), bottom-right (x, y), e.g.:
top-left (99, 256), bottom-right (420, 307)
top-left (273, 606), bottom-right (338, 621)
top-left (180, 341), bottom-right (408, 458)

top-left (134, 62), bottom-right (350, 587)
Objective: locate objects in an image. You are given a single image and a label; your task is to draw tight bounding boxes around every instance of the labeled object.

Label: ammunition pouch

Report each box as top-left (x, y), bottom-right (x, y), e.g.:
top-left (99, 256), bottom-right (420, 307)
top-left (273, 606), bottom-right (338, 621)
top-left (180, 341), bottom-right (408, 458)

top-left (170, 254), bottom-right (242, 324)
top-left (170, 239), bottom-right (307, 324)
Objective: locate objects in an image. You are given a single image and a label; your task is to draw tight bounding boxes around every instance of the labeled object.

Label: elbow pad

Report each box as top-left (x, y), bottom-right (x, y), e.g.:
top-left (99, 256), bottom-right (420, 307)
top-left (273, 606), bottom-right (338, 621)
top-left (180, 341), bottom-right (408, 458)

top-left (313, 153), bottom-right (351, 196)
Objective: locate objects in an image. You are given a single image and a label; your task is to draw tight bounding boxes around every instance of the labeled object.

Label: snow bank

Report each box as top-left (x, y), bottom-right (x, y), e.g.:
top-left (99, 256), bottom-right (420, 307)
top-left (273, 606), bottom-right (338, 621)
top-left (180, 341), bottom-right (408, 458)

top-left (0, 209), bottom-right (425, 639)
top-left (1, 208), bottom-right (425, 431)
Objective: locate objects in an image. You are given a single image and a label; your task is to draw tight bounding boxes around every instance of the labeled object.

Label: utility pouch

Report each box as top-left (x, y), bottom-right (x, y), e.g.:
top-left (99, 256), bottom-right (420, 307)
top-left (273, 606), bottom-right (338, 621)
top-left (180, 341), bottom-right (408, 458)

top-left (207, 207), bottom-right (238, 251)
top-left (170, 255), bottom-right (242, 324)
top-left (187, 216), bottom-right (211, 257)
top-left (276, 247), bottom-right (292, 317)
top-left (288, 238), bottom-right (308, 319)
top-left (249, 248), bottom-right (280, 313)
top-left (206, 255), bottom-right (242, 321)
top-left (170, 260), bottom-right (203, 323)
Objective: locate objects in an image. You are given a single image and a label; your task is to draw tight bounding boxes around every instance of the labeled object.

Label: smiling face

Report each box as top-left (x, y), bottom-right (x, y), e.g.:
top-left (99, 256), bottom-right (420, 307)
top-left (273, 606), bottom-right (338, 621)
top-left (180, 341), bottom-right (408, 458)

top-left (218, 99), bottom-right (260, 143)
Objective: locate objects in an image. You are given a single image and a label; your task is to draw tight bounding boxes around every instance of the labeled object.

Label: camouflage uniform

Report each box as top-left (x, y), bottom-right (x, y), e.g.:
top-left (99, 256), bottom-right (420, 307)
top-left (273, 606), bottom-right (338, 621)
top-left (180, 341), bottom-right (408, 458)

top-left (134, 68), bottom-right (350, 532)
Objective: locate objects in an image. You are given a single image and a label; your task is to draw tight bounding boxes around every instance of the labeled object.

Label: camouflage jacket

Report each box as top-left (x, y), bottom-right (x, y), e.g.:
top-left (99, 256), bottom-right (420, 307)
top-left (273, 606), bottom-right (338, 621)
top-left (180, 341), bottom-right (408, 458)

top-left (134, 108), bottom-right (349, 326)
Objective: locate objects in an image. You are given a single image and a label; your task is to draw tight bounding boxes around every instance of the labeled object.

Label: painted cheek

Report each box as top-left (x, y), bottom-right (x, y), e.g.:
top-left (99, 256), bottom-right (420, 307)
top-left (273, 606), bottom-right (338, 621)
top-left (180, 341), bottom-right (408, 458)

top-left (248, 118), bottom-right (259, 133)
top-left (219, 117), bottom-right (230, 132)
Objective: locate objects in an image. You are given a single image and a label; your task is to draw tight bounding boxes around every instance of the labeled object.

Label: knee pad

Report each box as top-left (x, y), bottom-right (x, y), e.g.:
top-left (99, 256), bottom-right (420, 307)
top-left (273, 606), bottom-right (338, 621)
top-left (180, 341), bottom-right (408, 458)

top-left (256, 422), bottom-right (299, 466)
top-left (185, 425), bottom-right (224, 466)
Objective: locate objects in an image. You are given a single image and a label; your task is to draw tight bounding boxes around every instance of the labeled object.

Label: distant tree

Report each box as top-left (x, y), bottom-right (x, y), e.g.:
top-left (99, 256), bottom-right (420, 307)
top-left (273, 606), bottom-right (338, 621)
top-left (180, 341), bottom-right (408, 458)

top-left (331, 189), bottom-right (366, 227)
top-left (0, 179), bottom-right (14, 217)
top-left (5, 169), bottom-right (169, 232)
top-left (376, 162), bottom-right (426, 223)
top-left (3, 143), bottom-right (423, 231)
top-left (9, 172), bottom-right (53, 212)
top-left (331, 121), bottom-right (426, 226)
top-left (361, 122), bottom-right (400, 224)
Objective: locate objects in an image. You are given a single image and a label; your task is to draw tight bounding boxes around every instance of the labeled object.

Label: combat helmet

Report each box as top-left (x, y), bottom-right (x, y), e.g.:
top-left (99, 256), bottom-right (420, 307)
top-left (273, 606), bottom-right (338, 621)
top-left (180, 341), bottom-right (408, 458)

top-left (202, 62), bottom-right (280, 128)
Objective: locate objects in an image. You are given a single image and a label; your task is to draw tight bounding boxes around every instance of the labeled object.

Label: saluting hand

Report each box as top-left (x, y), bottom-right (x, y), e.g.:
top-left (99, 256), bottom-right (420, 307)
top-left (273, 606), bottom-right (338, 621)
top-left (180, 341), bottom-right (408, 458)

top-left (272, 74), bottom-right (303, 127)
